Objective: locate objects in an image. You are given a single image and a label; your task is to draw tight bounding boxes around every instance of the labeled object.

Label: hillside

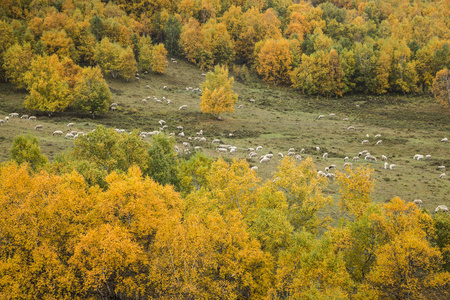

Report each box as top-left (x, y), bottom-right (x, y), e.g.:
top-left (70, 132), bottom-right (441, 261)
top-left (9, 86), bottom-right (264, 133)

top-left (1, 58), bottom-right (448, 212)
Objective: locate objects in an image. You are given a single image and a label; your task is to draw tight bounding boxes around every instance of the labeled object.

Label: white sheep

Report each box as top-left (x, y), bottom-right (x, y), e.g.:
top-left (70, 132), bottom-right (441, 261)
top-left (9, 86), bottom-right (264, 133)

top-left (182, 142), bottom-right (190, 148)
top-left (52, 130), bottom-right (63, 136)
top-left (194, 146), bottom-right (202, 151)
top-left (196, 130), bottom-right (203, 136)
top-left (199, 137), bottom-right (207, 142)
top-left (110, 106), bottom-right (117, 111)
top-left (343, 118), bottom-right (349, 121)
top-left (441, 138), bottom-right (448, 143)
top-left (65, 133), bottom-right (74, 139)
top-left (439, 173), bottom-right (446, 179)
top-left (249, 98), bottom-right (256, 103)
top-left (9, 113), bottom-right (19, 118)
top-left (365, 155), bottom-right (377, 161)
top-left (300, 148), bottom-right (305, 153)
top-left (34, 124), bottom-right (43, 130)
top-left (361, 140), bottom-right (369, 144)
top-left (347, 126), bottom-right (355, 130)
top-left (256, 146), bottom-right (263, 151)
top-left (425, 155), bottom-right (431, 160)
top-left (390, 164), bottom-right (396, 170)
top-left (381, 155), bottom-right (388, 161)
top-left (179, 105), bottom-right (188, 110)
top-left (352, 156), bottom-right (360, 162)
top-left (249, 152), bottom-right (258, 159)
top-left (278, 153), bottom-right (284, 158)
top-left (437, 166), bottom-right (446, 172)
top-left (435, 205), bottom-right (449, 213)
top-left (21, 115), bottom-right (28, 119)
top-left (28, 116), bottom-right (36, 121)
top-left (250, 166), bottom-right (258, 171)
top-left (260, 157), bottom-right (271, 164)
top-left (344, 156), bottom-right (349, 161)
top-left (376, 140), bottom-right (382, 145)
top-left (384, 162), bottom-right (388, 169)
top-left (315, 146), bottom-right (320, 151)
top-left (375, 134), bottom-right (381, 138)
top-left (216, 148), bottom-right (228, 153)
top-left (178, 132), bottom-right (185, 137)
top-left (343, 162), bottom-right (352, 168)
top-left (67, 123), bottom-right (75, 127)
top-left (212, 139), bottom-right (221, 144)
top-left (329, 113), bottom-right (335, 118)
top-left (318, 115), bottom-right (324, 119)
top-left (5, 116), bottom-right (9, 122)
top-left (287, 151), bottom-right (296, 156)
top-left (322, 152), bottom-right (328, 159)
top-left (413, 199), bottom-right (423, 206)
top-left (238, 105), bottom-right (244, 109)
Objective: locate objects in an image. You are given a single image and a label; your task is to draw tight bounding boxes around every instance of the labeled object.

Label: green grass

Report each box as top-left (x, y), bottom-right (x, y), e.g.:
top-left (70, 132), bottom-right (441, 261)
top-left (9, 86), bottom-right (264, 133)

top-left (0, 59), bottom-right (449, 213)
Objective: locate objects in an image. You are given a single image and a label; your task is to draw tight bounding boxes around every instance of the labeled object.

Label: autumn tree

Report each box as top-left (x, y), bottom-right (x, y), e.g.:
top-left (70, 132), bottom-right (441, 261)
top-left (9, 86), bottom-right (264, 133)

top-left (3, 43), bottom-right (34, 89)
top-left (41, 29), bottom-right (78, 62)
top-left (255, 38), bottom-right (293, 85)
top-left (432, 68), bottom-right (450, 108)
top-left (200, 65), bottom-right (238, 119)
top-left (10, 133), bottom-right (48, 170)
top-left (0, 19), bottom-right (15, 80)
top-left (150, 43), bottom-right (168, 74)
top-left (118, 46), bottom-right (137, 81)
top-left (23, 54), bottom-right (73, 112)
top-left (73, 66), bottom-right (112, 118)
top-left (94, 37), bottom-right (121, 78)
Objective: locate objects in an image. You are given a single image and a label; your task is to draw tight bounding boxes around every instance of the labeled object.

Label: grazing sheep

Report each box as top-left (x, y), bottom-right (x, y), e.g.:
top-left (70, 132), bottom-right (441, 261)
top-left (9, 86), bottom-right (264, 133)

top-left (28, 116), bottom-right (36, 121)
top-left (216, 148), bottom-right (228, 153)
top-left (212, 139), bottom-right (221, 144)
top-left (194, 146), bottom-right (202, 151)
top-left (260, 157), bottom-right (271, 164)
top-left (329, 113), bottom-right (335, 118)
top-left (329, 164), bottom-right (336, 169)
top-left (9, 113), bottom-right (19, 118)
top-left (250, 166), bottom-right (258, 171)
top-left (375, 134), bottom-right (381, 138)
top-left (247, 148), bottom-right (255, 152)
top-left (287, 151), bottom-right (296, 156)
top-left (344, 156), bottom-right (349, 161)
top-left (352, 156), bottom-right (360, 162)
top-left (256, 146), bottom-right (263, 151)
top-left (5, 116), bottom-right (9, 122)
top-left (196, 130), bottom-right (203, 136)
top-left (300, 148), bottom-right (306, 153)
top-left (425, 155), bottom-right (431, 160)
top-left (249, 98), bottom-right (256, 103)
top-left (178, 132), bottom-right (185, 137)
top-left (381, 155), bottom-right (388, 161)
top-left (229, 148), bottom-right (236, 154)
top-left (384, 162), bottom-right (388, 169)
top-left (389, 164), bottom-right (396, 170)
top-left (315, 146), bottom-right (320, 151)
top-left (249, 152), bottom-right (258, 159)
top-left (278, 153), bottom-right (284, 158)
top-left (318, 115), bottom-right (324, 119)
top-left (34, 124), bottom-right (43, 130)
top-left (199, 137), bottom-right (206, 142)
top-left (376, 140), bottom-right (382, 145)
top-left (347, 126), bottom-right (355, 130)
top-left (326, 173), bottom-right (335, 179)
top-left (441, 138), bottom-right (448, 143)
top-left (183, 142), bottom-right (190, 148)
top-left (179, 105), bottom-right (188, 110)
top-left (439, 173), bottom-right (446, 179)
top-left (361, 140), bottom-right (369, 144)
top-left (67, 123), bottom-right (75, 127)
top-left (238, 105), bottom-right (244, 109)
top-left (21, 115), bottom-right (28, 119)
top-left (322, 153), bottom-right (328, 159)
top-left (52, 130), bottom-right (63, 136)
top-left (159, 120), bottom-right (166, 125)
top-left (437, 166), bottom-right (446, 172)
top-left (435, 205), bottom-right (449, 213)
top-left (65, 133), bottom-right (74, 139)
top-left (110, 106), bottom-right (117, 111)
top-left (343, 162), bottom-right (352, 168)
top-left (343, 118), bottom-right (349, 121)
top-left (413, 199), bottom-right (423, 206)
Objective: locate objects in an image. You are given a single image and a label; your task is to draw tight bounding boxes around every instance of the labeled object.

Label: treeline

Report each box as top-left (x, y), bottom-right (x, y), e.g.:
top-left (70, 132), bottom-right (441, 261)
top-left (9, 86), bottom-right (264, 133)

top-left (0, 0), bottom-right (449, 110)
top-left (1, 128), bottom-right (449, 299)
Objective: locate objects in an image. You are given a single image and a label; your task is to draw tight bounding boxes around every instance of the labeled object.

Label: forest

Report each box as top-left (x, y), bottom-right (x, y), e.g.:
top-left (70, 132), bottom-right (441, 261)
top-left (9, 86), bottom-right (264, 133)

top-left (0, 0), bottom-right (449, 299)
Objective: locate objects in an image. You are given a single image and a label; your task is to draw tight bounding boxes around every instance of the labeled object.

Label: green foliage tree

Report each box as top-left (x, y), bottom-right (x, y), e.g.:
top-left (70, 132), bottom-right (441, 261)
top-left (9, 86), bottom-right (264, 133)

top-left (200, 65), bottom-right (238, 119)
top-left (145, 133), bottom-right (180, 188)
top-left (73, 125), bottom-right (148, 173)
top-left (164, 15), bottom-right (182, 55)
top-left (10, 133), bottom-right (48, 170)
top-left (73, 66), bottom-right (112, 118)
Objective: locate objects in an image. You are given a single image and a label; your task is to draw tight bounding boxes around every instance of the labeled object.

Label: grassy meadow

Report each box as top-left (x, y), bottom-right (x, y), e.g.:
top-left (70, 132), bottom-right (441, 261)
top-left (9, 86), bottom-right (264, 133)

top-left (0, 59), bottom-right (449, 213)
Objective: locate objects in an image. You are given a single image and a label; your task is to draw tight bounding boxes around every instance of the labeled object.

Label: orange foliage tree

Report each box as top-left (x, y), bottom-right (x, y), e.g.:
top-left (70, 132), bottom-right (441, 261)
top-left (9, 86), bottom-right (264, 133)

top-left (255, 38), bottom-right (293, 85)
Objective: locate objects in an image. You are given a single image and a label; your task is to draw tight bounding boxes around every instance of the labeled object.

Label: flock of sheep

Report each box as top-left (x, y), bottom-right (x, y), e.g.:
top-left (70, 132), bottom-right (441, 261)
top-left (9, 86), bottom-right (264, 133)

top-left (1, 70), bottom-right (448, 214)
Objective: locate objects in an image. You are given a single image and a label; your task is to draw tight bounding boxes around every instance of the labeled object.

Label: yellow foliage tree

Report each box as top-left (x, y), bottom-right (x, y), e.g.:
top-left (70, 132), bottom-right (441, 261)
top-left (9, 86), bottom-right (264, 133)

top-left (432, 68), bottom-right (450, 109)
top-left (255, 38), bottom-right (293, 85)
top-left (150, 43), bottom-right (168, 74)
top-left (200, 65), bottom-right (238, 119)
